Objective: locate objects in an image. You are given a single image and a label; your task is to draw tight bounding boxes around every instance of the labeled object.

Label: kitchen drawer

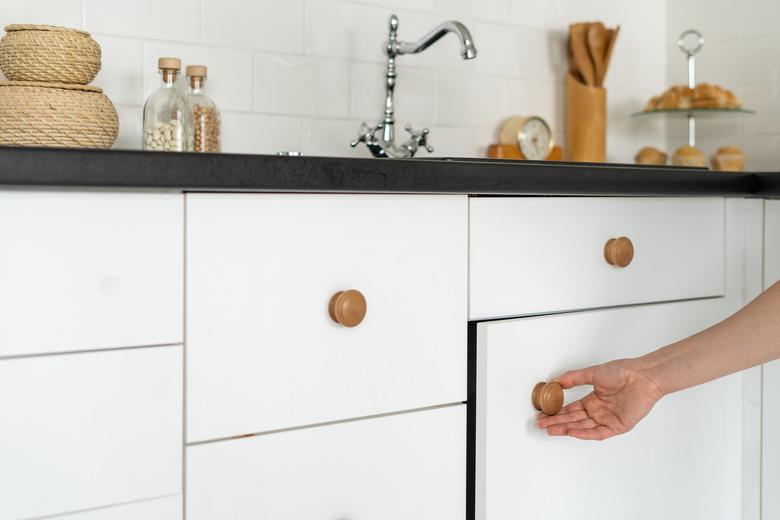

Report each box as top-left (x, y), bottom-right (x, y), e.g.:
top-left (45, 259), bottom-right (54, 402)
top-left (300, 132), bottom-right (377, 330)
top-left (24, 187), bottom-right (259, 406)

top-left (188, 404), bottom-right (465, 519)
top-left (0, 191), bottom-right (183, 357)
top-left (475, 299), bottom-right (741, 520)
top-left (57, 496), bottom-right (181, 519)
top-left (469, 197), bottom-right (725, 319)
top-left (186, 194), bottom-right (467, 441)
top-left (0, 347), bottom-right (182, 520)
top-left (763, 199), bottom-right (780, 519)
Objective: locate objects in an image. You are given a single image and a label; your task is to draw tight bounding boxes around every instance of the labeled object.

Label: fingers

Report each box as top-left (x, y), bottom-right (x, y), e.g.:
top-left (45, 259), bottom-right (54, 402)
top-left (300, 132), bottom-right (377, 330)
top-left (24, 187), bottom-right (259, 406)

top-left (567, 426), bottom-right (614, 441)
top-left (537, 409), bottom-right (588, 428)
top-left (546, 418), bottom-right (599, 436)
top-left (557, 367), bottom-right (595, 389)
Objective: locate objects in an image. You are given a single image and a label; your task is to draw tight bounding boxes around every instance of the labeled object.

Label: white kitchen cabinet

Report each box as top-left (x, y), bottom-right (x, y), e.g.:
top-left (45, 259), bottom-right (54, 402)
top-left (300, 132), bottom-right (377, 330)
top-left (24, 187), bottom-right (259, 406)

top-left (470, 197), bottom-right (725, 319)
top-left (0, 347), bottom-right (182, 520)
top-left (475, 298), bottom-right (743, 520)
top-left (762, 200), bottom-right (780, 519)
top-left (57, 495), bottom-right (182, 519)
top-left (187, 405), bottom-right (466, 520)
top-left (0, 191), bottom-right (183, 358)
top-left (186, 194), bottom-right (468, 442)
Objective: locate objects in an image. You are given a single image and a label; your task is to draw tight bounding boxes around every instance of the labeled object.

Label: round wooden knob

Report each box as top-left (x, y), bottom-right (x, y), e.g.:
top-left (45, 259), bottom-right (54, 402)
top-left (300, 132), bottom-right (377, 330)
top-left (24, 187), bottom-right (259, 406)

top-left (328, 290), bottom-right (367, 327)
top-left (531, 381), bottom-right (564, 415)
top-left (604, 236), bottom-right (634, 267)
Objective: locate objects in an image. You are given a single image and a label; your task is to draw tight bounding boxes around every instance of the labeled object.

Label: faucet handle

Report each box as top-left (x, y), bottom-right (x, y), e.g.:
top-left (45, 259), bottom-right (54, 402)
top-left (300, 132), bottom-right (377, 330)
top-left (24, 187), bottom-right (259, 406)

top-left (404, 124), bottom-right (434, 154)
top-left (350, 122), bottom-right (378, 148)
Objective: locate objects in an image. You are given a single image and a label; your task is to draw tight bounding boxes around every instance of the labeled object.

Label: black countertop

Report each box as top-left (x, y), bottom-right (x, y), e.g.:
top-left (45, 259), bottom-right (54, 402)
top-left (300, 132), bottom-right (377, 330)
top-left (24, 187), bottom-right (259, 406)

top-left (0, 146), bottom-right (777, 197)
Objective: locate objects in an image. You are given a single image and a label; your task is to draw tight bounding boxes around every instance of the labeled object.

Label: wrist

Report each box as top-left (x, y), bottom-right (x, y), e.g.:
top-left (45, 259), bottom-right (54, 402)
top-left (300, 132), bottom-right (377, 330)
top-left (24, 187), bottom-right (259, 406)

top-left (628, 354), bottom-right (669, 399)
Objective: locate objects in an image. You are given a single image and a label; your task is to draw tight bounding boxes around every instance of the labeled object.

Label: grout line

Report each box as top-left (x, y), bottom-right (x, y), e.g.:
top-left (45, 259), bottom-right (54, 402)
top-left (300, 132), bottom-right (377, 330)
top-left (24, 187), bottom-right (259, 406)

top-left (187, 402), bottom-right (466, 447)
top-left (0, 342), bottom-right (181, 362)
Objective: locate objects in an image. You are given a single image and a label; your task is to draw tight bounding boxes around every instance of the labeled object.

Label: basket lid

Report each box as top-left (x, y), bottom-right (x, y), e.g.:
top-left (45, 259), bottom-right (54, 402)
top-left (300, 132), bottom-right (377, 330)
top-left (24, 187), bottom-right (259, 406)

top-left (0, 80), bottom-right (103, 93)
top-left (3, 24), bottom-right (92, 36)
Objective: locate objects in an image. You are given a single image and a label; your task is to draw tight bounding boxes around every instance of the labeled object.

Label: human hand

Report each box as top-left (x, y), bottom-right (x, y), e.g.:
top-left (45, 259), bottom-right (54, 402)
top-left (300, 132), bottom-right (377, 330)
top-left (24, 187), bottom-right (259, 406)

top-left (536, 359), bottom-right (664, 440)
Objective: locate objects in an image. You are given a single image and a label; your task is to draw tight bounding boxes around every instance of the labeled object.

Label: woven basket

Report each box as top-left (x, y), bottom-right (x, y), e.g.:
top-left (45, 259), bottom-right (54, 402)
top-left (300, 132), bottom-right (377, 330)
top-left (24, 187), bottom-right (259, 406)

top-left (0, 81), bottom-right (118, 149)
top-left (0, 24), bottom-right (101, 84)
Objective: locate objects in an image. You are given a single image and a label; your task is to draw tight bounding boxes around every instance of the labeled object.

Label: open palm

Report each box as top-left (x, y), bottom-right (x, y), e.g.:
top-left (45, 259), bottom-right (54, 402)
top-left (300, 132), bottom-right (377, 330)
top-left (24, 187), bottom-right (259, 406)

top-left (537, 359), bottom-right (664, 440)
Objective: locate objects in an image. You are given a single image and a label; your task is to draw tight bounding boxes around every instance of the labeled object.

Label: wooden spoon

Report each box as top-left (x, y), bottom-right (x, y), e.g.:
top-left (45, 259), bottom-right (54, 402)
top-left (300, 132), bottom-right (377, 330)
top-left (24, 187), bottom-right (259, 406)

top-left (602, 25), bottom-right (620, 84)
top-left (587, 22), bottom-right (607, 86)
top-left (569, 23), bottom-right (595, 86)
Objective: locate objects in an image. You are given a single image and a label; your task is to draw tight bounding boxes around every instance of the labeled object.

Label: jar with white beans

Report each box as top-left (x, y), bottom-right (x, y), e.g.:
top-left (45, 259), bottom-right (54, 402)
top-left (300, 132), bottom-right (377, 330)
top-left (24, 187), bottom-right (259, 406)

top-left (142, 57), bottom-right (194, 152)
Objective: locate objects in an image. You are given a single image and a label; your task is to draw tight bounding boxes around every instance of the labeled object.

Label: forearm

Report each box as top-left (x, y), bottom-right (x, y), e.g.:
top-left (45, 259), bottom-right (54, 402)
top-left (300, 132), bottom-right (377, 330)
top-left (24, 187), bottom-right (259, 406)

top-left (638, 281), bottom-right (780, 395)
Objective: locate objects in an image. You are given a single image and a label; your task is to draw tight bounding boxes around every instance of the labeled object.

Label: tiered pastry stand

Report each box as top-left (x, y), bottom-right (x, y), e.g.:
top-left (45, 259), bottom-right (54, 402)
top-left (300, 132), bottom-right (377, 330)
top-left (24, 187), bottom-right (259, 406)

top-left (631, 29), bottom-right (754, 147)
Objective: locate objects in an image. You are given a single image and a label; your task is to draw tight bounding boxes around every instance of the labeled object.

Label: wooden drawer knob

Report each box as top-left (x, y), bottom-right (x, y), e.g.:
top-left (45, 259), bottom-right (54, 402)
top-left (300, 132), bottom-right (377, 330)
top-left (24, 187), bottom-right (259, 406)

top-left (328, 290), bottom-right (367, 327)
top-left (532, 381), bottom-right (564, 415)
top-left (604, 236), bottom-right (634, 267)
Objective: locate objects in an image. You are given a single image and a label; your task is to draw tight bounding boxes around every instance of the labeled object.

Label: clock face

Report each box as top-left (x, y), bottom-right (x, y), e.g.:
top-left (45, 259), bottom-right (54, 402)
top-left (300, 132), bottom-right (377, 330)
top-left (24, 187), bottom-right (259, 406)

top-left (518, 117), bottom-right (553, 160)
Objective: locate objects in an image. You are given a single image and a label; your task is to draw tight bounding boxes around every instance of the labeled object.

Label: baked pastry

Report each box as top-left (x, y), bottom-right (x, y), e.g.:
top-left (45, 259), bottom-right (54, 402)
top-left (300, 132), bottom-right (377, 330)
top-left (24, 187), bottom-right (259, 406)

top-left (644, 84), bottom-right (741, 111)
top-left (635, 146), bottom-right (668, 165)
top-left (710, 146), bottom-right (745, 171)
top-left (672, 146), bottom-right (707, 167)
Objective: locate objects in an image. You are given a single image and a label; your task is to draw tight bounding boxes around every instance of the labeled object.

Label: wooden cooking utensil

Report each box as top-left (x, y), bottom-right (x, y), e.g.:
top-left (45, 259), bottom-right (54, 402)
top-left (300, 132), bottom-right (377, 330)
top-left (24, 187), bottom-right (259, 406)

top-left (602, 25), bottom-right (620, 82)
top-left (569, 22), bottom-right (595, 86)
top-left (587, 22), bottom-right (607, 86)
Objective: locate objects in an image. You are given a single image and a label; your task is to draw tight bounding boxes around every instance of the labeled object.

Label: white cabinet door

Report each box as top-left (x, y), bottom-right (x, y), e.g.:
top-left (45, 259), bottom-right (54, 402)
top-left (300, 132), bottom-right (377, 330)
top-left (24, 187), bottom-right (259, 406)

top-left (762, 200), bottom-right (780, 519)
top-left (188, 405), bottom-right (466, 519)
top-left (186, 194), bottom-right (467, 442)
top-left (57, 496), bottom-right (182, 519)
top-left (0, 191), bottom-right (183, 357)
top-left (0, 347), bottom-right (182, 520)
top-left (475, 298), bottom-right (742, 520)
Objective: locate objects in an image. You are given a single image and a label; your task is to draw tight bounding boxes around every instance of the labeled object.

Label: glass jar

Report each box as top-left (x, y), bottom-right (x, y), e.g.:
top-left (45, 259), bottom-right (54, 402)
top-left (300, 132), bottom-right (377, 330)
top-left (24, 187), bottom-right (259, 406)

top-left (142, 57), bottom-right (194, 152)
top-left (186, 65), bottom-right (221, 153)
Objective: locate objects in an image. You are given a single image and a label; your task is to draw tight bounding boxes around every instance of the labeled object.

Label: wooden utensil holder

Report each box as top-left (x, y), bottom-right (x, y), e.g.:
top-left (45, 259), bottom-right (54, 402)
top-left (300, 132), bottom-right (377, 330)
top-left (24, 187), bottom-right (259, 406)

top-left (565, 72), bottom-right (606, 162)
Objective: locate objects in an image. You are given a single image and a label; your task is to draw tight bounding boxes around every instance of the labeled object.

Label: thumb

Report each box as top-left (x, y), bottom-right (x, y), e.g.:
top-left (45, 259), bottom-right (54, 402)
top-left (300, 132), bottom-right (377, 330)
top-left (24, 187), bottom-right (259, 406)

top-left (557, 367), bottom-right (595, 389)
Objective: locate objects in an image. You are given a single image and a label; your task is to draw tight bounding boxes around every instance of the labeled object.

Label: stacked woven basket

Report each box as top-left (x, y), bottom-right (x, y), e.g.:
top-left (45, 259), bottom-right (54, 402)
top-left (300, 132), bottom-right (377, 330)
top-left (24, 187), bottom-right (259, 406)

top-left (0, 24), bottom-right (118, 148)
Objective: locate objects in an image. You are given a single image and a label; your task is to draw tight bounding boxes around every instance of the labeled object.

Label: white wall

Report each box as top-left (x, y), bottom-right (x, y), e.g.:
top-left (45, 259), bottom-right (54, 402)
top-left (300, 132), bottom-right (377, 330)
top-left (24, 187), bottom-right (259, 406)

top-left (667, 0), bottom-right (780, 171)
top-left (1, 0), bottom-right (666, 162)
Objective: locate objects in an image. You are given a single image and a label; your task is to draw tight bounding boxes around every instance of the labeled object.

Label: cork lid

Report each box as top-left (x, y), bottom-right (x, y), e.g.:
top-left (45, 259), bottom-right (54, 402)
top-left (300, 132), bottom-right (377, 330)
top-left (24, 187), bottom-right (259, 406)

top-left (158, 57), bottom-right (181, 70)
top-left (186, 65), bottom-right (208, 78)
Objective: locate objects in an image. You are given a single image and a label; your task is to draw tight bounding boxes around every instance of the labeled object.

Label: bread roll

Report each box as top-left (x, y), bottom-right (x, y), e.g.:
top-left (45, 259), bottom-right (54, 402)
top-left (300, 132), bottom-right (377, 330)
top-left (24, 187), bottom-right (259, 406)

top-left (635, 146), bottom-right (668, 165)
top-left (672, 146), bottom-right (707, 167)
top-left (710, 146), bottom-right (745, 171)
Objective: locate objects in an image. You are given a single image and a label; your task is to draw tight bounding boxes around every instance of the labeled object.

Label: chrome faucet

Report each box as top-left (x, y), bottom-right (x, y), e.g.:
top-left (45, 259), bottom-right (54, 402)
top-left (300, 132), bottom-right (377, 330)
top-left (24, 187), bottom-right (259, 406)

top-left (351, 14), bottom-right (477, 158)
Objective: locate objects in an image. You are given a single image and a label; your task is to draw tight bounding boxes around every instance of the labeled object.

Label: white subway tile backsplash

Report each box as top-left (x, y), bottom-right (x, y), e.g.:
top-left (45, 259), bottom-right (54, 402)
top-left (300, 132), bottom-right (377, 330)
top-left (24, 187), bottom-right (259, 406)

top-left (434, 0), bottom-right (509, 24)
top-left (301, 118), bottom-right (374, 157)
top-left (113, 105), bottom-right (143, 150)
top-left (85, 0), bottom-right (199, 42)
top-left (142, 42), bottom-right (253, 112)
top-left (349, 62), bottom-right (436, 123)
top-left (93, 36), bottom-right (144, 106)
top-left (3, 0), bottom-right (676, 162)
top-left (1, 0), bottom-right (84, 28)
top-left (437, 72), bottom-right (507, 128)
top-left (254, 54), bottom-right (349, 118)
top-left (202, 0), bottom-right (304, 53)
top-left (220, 113), bottom-right (302, 155)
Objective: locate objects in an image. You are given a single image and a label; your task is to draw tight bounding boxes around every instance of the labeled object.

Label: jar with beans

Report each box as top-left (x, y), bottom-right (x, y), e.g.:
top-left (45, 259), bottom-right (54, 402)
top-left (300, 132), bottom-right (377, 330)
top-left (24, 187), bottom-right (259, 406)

top-left (186, 65), bottom-right (221, 153)
top-left (142, 57), bottom-right (194, 152)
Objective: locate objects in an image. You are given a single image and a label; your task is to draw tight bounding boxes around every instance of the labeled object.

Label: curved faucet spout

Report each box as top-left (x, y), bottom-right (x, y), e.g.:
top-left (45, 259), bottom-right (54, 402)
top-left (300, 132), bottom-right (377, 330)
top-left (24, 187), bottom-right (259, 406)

top-left (394, 20), bottom-right (478, 60)
top-left (352, 14), bottom-right (477, 158)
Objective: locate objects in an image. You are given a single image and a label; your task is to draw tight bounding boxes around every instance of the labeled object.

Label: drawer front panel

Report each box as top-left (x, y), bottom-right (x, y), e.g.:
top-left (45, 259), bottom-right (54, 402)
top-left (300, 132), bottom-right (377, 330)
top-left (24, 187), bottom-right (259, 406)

top-left (188, 405), bottom-right (465, 519)
top-left (0, 191), bottom-right (183, 357)
top-left (476, 299), bottom-right (741, 520)
top-left (470, 197), bottom-right (725, 318)
top-left (0, 347), bottom-right (182, 520)
top-left (186, 194), bottom-right (467, 441)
